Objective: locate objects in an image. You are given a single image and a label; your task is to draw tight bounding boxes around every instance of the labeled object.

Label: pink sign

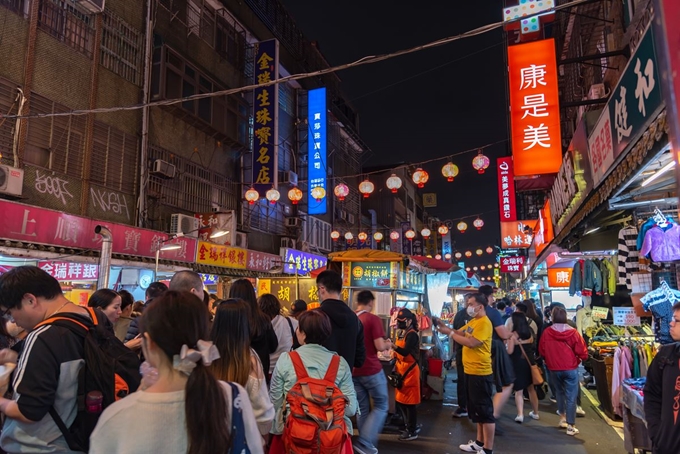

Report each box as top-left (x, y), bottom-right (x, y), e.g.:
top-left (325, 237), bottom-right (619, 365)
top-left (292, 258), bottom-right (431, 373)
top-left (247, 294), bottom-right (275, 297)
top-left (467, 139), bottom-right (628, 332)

top-left (247, 250), bottom-right (282, 272)
top-left (38, 261), bottom-right (99, 281)
top-left (0, 200), bottom-right (196, 262)
top-left (587, 110), bottom-right (614, 187)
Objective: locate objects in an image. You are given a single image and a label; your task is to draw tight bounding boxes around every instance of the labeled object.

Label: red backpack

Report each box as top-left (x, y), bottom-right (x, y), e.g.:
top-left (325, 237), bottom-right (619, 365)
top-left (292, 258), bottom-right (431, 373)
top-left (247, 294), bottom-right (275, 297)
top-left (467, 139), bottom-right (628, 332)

top-left (283, 351), bottom-right (349, 454)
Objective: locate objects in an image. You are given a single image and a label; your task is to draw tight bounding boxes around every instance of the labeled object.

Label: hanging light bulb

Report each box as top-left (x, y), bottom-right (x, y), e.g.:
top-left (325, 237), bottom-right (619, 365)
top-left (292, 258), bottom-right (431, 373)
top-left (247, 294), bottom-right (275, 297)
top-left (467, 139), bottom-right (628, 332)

top-left (245, 187), bottom-right (259, 205)
top-left (390, 231), bottom-right (400, 241)
top-left (466, 267), bottom-right (471, 272)
top-left (266, 187), bottom-right (280, 205)
top-left (288, 187), bottom-right (303, 204)
top-left (386, 174), bottom-right (403, 193)
top-left (494, 263), bottom-right (499, 268)
top-left (455, 252), bottom-right (462, 259)
top-left (476, 249), bottom-right (483, 256)
top-left (438, 225), bottom-right (449, 236)
top-left (473, 217), bottom-right (485, 230)
top-left (481, 266), bottom-right (486, 270)
top-left (473, 266), bottom-right (479, 271)
top-left (442, 162), bottom-right (459, 182)
top-left (421, 228), bottom-right (431, 239)
top-left (344, 232), bottom-right (354, 241)
top-left (359, 179), bottom-right (375, 198)
top-left (486, 246), bottom-right (494, 254)
top-left (465, 251), bottom-right (472, 258)
top-left (311, 186), bottom-right (326, 202)
top-left (457, 221), bottom-right (468, 233)
top-left (472, 150), bottom-right (490, 174)
top-left (405, 229), bottom-right (416, 241)
top-left (333, 183), bottom-right (349, 201)
top-left (445, 253), bottom-right (452, 260)
top-left (435, 254), bottom-right (442, 260)
top-left (330, 231), bottom-right (340, 241)
top-left (373, 232), bottom-right (384, 243)
top-left (412, 168), bottom-right (429, 188)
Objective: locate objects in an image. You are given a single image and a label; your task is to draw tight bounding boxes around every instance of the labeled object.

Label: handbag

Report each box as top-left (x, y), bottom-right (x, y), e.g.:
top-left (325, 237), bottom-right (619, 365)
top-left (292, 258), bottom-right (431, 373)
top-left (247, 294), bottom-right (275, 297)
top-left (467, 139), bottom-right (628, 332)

top-left (388, 354), bottom-right (418, 389)
top-left (517, 341), bottom-right (544, 386)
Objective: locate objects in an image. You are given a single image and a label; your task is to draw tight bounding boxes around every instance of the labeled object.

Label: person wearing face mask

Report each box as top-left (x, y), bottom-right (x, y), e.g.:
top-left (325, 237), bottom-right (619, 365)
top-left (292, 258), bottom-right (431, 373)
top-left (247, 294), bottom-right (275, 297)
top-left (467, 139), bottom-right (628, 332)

top-left (392, 308), bottom-right (421, 441)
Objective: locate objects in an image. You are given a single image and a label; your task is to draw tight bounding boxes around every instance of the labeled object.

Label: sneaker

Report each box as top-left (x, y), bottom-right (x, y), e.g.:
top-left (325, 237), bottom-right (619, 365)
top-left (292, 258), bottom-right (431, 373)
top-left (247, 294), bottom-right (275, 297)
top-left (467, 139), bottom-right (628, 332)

top-left (414, 423), bottom-right (422, 434)
top-left (576, 406), bottom-right (586, 416)
top-left (459, 440), bottom-right (484, 452)
top-left (567, 425), bottom-right (580, 436)
top-left (559, 418), bottom-right (568, 429)
top-left (398, 431), bottom-right (418, 441)
top-left (549, 396), bottom-right (557, 403)
top-left (352, 441), bottom-right (378, 454)
top-left (514, 415), bottom-right (524, 423)
top-left (529, 411), bottom-right (540, 420)
top-left (452, 408), bottom-right (469, 418)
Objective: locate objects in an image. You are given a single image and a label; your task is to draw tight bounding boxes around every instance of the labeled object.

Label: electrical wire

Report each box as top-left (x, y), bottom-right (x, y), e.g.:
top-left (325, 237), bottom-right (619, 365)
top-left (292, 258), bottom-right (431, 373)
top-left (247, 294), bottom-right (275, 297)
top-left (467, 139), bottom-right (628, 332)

top-left (1, 0), bottom-right (590, 121)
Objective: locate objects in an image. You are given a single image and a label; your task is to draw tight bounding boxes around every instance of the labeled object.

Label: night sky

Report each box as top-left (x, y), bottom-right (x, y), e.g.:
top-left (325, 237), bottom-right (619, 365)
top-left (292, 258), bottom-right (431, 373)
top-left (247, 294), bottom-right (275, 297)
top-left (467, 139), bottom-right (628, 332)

top-left (280, 1), bottom-right (508, 270)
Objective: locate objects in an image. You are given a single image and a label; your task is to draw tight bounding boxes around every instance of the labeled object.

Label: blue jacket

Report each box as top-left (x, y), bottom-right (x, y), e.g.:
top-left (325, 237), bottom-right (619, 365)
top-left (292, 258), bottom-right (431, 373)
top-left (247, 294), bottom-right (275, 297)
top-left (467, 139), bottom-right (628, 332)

top-left (269, 343), bottom-right (357, 435)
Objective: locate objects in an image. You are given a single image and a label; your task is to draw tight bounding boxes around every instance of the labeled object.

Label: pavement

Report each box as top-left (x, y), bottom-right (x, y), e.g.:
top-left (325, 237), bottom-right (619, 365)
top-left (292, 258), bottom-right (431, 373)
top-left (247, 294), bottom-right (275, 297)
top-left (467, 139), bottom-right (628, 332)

top-left (372, 368), bottom-right (628, 454)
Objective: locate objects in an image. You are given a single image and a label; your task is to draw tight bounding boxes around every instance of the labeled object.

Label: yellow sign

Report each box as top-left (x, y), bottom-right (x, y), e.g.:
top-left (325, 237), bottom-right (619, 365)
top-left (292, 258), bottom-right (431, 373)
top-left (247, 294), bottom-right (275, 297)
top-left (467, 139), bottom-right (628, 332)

top-left (196, 241), bottom-right (247, 269)
top-left (423, 193), bottom-right (437, 208)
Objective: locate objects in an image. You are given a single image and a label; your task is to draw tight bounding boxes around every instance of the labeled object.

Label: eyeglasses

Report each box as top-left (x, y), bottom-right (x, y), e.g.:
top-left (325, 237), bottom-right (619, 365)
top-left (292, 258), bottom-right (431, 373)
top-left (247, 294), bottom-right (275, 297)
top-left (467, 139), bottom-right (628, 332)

top-left (0, 307), bottom-right (11, 320)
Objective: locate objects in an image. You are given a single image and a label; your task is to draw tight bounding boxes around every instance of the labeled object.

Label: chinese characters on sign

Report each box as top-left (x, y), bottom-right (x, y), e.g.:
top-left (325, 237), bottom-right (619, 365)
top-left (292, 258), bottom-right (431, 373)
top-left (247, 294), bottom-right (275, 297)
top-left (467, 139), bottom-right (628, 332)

top-left (38, 262), bottom-right (99, 281)
top-left (281, 248), bottom-right (327, 275)
top-left (508, 39), bottom-right (562, 176)
top-left (350, 262), bottom-right (398, 289)
top-left (588, 110), bottom-right (615, 187)
top-left (252, 40), bottom-right (279, 196)
top-left (496, 157), bottom-right (517, 221)
top-left (547, 267), bottom-right (572, 287)
top-left (500, 256), bottom-right (525, 273)
top-left (247, 251), bottom-right (281, 273)
top-left (196, 241), bottom-right (247, 269)
top-left (307, 88), bottom-right (328, 215)
top-left (500, 220), bottom-right (536, 249)
top-left (613, 307), bottom-right (641, 327)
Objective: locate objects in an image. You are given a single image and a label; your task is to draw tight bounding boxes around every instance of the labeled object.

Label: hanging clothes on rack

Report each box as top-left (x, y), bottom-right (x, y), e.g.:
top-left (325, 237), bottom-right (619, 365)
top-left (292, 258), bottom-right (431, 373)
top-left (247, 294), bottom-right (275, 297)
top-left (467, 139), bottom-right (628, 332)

top-left (640, 223), bottom-right (680, 262)
top-left (600, 258), bottom-right (617, 295)
top-left (640, 282), bottom-right (680, 345)
top-left (569, 259), bottom-right (603, 296)
top-left (612, 345), bottom-right (632, 417)
top-left (618, 226), bottom-right (640, 291)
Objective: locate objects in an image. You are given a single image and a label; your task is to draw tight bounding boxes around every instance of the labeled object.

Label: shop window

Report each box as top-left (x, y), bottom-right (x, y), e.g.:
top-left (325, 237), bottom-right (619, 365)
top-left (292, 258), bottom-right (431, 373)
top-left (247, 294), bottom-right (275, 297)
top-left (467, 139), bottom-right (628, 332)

top-left (101, 11), bottom-right (143, 86)
top-left (37, 0), bottom-right (94, 57)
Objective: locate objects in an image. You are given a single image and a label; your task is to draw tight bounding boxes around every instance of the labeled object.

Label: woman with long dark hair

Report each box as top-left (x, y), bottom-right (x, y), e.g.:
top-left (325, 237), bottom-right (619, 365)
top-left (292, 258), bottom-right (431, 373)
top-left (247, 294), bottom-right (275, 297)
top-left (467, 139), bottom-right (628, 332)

top-left (90, 291), bottom-right (263, 454)
top-left (210, 298), bottom-right (274, 437)
top-left (506, 312), bottom-right (540, 423)
top-left (258, 293), bottom-right (299, 377)
top-left (229, 279), bottom-right (278, 379)
top-left (88, 289), bottom-right (122, 325)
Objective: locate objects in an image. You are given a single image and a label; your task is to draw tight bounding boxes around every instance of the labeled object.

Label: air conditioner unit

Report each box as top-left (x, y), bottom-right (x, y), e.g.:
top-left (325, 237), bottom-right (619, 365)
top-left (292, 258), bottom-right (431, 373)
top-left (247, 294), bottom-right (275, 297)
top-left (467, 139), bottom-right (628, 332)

top-left (0, 165), bottom-right (24, 197)
top-left (281, 237), bottom-right (296, 250)
top-left (279, 170), bottom-right (298, 186)
top-left (285, 217), bottom-right (302, 228)
top-left (347, 213), bottom-right (355, 224)
top-left (234, 232), bottom-right (248, 248)
top-left (151, 159), bottom-right (176, 179)
top-left (73, 0), bottom-right (105, 14)
top-left (170, 214), bottom-right (200, 238)
top-left (588, 83), bottom-right (606, 100)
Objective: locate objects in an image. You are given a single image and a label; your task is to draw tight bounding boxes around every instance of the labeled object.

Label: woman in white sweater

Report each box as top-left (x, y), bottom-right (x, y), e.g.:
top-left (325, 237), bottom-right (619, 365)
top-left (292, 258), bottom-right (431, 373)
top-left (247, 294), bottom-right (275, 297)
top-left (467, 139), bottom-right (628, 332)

top-left (90, 291), bottom-right (263, 454)
top-left (210, 298), bottom-right (275, 437)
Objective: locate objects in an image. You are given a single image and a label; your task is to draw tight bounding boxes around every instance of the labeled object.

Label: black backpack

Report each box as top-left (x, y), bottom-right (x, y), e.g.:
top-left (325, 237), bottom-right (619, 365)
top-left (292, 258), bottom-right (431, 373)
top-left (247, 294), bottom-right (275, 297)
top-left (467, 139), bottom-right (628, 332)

top-left (36, 307), bottom-right (141, 452)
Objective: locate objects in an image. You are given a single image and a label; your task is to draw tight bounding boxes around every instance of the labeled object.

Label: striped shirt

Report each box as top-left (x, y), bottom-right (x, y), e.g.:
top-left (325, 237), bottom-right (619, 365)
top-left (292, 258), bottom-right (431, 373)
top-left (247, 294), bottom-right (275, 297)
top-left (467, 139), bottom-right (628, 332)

top-left (618, 227), bottom-right (640, 290)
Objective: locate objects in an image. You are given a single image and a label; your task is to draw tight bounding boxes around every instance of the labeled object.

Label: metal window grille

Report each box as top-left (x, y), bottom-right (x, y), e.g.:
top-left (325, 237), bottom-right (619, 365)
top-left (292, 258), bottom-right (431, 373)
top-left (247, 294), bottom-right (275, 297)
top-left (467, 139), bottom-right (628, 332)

top-left (0, 78), bottom-right (17, 162)
top-left (90, 122), bottom-right (139, 194)
top-left (37, 0), bottom-right (94, 58)
top-left (0, 0), bottom-right (24, 15)
top-left (101, 11), bottom-right (143, 85)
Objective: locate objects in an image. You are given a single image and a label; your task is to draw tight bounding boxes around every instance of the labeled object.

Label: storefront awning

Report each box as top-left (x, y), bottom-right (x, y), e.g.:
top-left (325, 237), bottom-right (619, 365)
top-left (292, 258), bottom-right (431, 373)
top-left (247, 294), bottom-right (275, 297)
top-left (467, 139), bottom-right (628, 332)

top-left (328, 250), bottom-right (407, 263)
top-left (410, 256), bottom-right (459, 272)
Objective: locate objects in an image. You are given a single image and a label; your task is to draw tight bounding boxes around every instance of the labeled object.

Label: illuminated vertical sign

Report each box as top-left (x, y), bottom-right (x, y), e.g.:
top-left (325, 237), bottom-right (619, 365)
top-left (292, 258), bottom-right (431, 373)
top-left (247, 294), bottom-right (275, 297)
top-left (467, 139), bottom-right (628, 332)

top-left (252, 39), bottom-right (279, 196)
top-left (508, 39), bottom-right (562, 176)
top-left (307, 88), bottom-right (327, 215)
top-left (497, 157), bottom-right (517, 221)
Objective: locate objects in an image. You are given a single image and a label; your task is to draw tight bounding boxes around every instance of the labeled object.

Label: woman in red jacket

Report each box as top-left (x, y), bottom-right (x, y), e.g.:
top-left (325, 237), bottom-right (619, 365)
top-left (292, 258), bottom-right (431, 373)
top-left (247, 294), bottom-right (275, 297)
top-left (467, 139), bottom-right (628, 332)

top-left (538, 307), bottom-right (588, 437)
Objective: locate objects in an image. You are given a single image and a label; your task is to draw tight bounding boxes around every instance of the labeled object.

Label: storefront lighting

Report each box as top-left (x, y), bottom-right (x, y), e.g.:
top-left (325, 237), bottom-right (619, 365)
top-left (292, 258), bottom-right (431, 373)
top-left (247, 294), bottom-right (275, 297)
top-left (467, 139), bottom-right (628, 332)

top-left (585, 227), bottom-right (601, 235)
top-left (641, 160), bottom-right (676, 187)
top-left (457, 221), bottom-right (468, 233)
top-left (160, 244), bottom-right (181, 251)
top-left (359, 179), bottom-right (375, 198)
top-left (358, 232), bottom-right (368, 242)
top-left (405, 229), bottom-right (416, 241)
top-left (245, 187), bottom-right (259, 204)
top-left (265, 187), bottom-right (280, 205)
top-left (311, 186), bottom-right (326, 202)
top-left (435, 254), bottom-right (442, 260)
top-left (288, 187), bottom-right (303, 204)
top-left (412, 168), bottom-right (429, 188)
top-left (373, 232), bottom-right (384, 243)
top-left (390, 231), bottom-right (400, 241)
top-left (209, 229), bottom-right (229, 239)
top-left (334, 183), bottom-right (350, 201)
top-left (421, 228), bottom-right (431, 239)
top-left (438, 225), bottom-right (449, 236)
top-left (442, 162), bottom-right (459, 182)
top-left (330, 231), bottom-right (340, 241)
top-left (386, 174), bottom-right (403, 193)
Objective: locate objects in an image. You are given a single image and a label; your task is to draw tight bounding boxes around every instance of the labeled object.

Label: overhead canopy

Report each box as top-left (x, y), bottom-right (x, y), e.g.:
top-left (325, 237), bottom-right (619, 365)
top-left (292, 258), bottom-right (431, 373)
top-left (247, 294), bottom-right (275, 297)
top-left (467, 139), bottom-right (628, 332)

top-left (410, 256), bottom-right (459, 272)
top-left (449, 269), bottom-right (479, 289)
top-left (328, 250), bottom-right (407, 263)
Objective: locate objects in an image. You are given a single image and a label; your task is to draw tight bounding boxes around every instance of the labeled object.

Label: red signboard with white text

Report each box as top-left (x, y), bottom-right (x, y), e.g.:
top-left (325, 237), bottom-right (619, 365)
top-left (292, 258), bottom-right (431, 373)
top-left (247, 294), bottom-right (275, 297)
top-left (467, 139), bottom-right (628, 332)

top-left (0, 200), bottom-right (196, 263)
top-left (500, 256), bottom-right (525, 273)
top-left (508, 39), bottom-right (562, 176)
top-left (497, 157), bottom-right (517, 221)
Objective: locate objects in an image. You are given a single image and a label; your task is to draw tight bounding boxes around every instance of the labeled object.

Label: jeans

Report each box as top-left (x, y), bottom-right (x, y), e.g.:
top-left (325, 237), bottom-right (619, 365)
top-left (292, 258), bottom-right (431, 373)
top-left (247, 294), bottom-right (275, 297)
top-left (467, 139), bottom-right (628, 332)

top-left (353, 371), bottom-right (389, 449)
top-left (550, 369), bottom-right (579, 424)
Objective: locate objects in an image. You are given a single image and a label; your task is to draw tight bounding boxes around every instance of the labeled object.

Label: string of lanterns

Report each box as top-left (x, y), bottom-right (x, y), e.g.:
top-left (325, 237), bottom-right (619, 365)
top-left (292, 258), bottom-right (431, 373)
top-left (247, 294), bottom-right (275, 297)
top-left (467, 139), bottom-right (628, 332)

top-left (240, 147), bottom-right (492, 205)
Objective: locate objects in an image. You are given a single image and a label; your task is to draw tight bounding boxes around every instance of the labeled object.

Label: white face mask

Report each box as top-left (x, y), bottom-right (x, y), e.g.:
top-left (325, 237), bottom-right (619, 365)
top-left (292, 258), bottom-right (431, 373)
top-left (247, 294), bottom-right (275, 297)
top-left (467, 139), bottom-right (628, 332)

top-left (5, 321), bottom-right (24, 338)
top-left (466, 306), bottom-right (478, 317)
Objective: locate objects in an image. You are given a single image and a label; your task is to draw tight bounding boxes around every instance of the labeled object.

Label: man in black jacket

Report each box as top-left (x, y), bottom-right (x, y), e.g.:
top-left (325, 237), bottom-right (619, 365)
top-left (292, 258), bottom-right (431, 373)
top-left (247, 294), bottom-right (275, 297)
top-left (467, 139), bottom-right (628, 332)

top-left (644, 301), bottom-right (680, 454)
top-left (317, 270), bottom-right (366, 368)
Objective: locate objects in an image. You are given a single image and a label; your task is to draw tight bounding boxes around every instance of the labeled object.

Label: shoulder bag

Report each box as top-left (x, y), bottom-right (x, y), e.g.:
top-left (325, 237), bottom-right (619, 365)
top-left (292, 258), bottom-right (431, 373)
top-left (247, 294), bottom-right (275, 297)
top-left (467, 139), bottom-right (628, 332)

top-left (518, 341), bottom-right (544, 385)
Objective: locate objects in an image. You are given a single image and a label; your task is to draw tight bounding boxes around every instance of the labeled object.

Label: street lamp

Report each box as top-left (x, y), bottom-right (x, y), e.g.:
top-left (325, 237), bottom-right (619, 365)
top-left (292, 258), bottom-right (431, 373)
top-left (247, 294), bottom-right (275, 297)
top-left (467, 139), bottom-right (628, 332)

top-left (154, 227), bottom-right (228, 280)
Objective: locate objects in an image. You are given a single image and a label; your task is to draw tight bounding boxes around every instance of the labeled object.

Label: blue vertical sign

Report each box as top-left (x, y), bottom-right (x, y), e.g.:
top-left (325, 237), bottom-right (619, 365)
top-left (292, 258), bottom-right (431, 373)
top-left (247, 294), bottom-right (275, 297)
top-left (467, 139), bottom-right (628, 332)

top-left (252, 39), bottom-right (279, 196)
top-left (307, 88), bottom-right (327, 215)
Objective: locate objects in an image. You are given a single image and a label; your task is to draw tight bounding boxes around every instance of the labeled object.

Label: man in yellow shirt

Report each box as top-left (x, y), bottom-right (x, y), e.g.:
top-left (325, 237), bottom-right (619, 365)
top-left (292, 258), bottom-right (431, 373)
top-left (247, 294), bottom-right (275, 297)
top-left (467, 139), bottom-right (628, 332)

top-left (450, 293), bottom-right (495, 454)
